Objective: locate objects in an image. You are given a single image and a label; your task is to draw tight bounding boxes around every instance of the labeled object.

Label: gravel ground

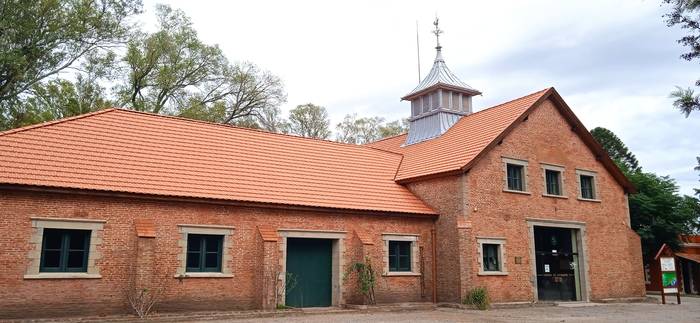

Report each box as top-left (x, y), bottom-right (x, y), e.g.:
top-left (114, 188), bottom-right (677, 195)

top-left (196, 296), bottom-right (700, 323)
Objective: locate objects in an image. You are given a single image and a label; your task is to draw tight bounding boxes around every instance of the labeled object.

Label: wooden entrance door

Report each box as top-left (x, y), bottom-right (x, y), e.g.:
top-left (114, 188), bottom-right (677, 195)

top-left (285, 238), bottom-right (333, 307)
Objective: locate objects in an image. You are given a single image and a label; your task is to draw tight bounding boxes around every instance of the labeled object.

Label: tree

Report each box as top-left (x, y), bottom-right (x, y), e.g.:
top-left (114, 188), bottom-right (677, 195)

top-left (288, 103), bottom-right (331, 139)
top-left (592, 127), bottom-right (699, 257)
top-left (695, 156), bottom-right (700, 197)
top-left (0, 0), bottom-right (141, 103)
top-left (336, 114), bottom-right (384, 144)
top-left (664, 0), bottom-right (700, 116)
top-left (379, 119), bottom-right (408, 138)
top-left (590, 127), bottom-right (640, 172)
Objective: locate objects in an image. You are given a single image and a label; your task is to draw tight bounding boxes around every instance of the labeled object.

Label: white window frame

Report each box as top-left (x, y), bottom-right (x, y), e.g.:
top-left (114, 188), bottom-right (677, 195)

top-left (541, 163), bottom-right (567, 198)
top-left (176, 224), bottom-right (235, 278)
top-left (477, 237), bottom-right (507, 276)
top-left (502, 157), bottom-right (530, 194)
top-left (382, 234), bottom-right (420, 276)
top-left (25, 217), bottom-right (105, 279)
top-left (576, 169), bottom-right (600, 202)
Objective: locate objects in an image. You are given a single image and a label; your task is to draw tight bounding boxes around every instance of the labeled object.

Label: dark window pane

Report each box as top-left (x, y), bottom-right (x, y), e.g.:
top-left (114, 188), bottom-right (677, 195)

top-left (483, 244), bottom-right (500, 271)
top-left (388, 241), bottom-right (412, 272)
top-left (507, 164), bottom-right (524, 191)
top-left (205, 236), bottom-right (220, 252)
top-left (545, 170), bottom-right (561, 195)
top-left (68, 230), bottom-right (89, 250)
top-left (187, 235), bottom-right (201, 252)
top-left (186, 252), bottom-right (200, 269)
top-left (67, 251), bottom-right (86, 269)
top-left (42, 250), bottom-right (61, 268)
top-left (43, 229), bottom-right (63, 250)
top-left (205, 253), bottom-right (219, 269)
top-left (580, 175), bottom-right (594, 199)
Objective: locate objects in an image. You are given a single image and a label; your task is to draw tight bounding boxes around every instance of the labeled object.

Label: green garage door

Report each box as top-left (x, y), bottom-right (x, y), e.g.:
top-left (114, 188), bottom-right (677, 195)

top-left (285, 238), bottom-right (332, 307)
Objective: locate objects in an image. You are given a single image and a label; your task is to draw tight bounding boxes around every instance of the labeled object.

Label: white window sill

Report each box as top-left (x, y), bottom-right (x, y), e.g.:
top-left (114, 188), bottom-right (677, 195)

top-left (174, 273), bottom-right (233, 278)
top-left (477, 271), bottom-right (508, 276)
top-left (503, 189), bottom-right (531, 195)
top-left (24, 273), bottom-right (102, 279)
top-left (577, 197), bottom-right (601, 203)
top-left (383, 271), bottom-right (421, 277)
top-left (543, 194), bottom-right (568, 199)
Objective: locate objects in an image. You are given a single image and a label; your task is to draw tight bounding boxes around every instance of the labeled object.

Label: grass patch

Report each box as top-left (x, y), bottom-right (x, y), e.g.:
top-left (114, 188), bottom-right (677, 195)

top-left (463, 287), bottom-right (490, 310)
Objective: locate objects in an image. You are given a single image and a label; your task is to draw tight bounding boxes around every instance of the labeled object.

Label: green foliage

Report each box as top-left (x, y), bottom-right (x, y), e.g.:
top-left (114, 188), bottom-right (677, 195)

top-left (343, 256), bottom-right (376, 305)
top-left (288, 103), bottom-right (331, 139)
top-left (0, 0), bottom-right (141, 103)
top-left (379, 119), bottom-right (409, 138)
top-left (663, 0), bottom-right (700, 116)
top-left (463, 287), bottom-right (489, 310)
top-left (336, 114), bottom-right (408, 144)
top-left (590, 127), bottom-right (640, 172)
top-left (591, 127), bottom-right (700, 257)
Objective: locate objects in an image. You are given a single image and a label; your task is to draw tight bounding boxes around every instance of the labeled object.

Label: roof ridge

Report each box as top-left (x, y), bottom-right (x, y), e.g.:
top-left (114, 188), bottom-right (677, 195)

top-left (107, 108), bottom-right (405, 155)
top-left (468, 87), bottom-right (551, 117)
top-left (367, 132), bottom-right (407, 145)
top-left (0, 108), bottom-right (117, 137)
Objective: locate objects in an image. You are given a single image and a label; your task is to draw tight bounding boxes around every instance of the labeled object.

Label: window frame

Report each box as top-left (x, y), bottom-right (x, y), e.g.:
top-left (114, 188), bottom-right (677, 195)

top-left (39, 228), bottom-right (91, 273)
top-left (25, 217), bottom-right (105, 280)
top-left (382, 234), bottom-right (419, 276)
top-left (477, 237), bottom-right (507, 276)
top-left (388, 240), bottom-right (412, 272)
top-left (576, 169), bottom-right (600, 202)
top-left (541, 163), bottom-right (566, 198)
top-left (502, 157), bottom-right (530, 194)
top-left (176, 224), bottom-right (234, 278)
top-left (185, 233), bottom-right (224, 273)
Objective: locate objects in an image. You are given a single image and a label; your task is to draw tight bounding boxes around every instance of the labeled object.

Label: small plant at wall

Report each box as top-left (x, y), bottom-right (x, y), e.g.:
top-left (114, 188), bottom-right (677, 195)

top-left (463, 287), bottom-right (490, 310)
top-left (343, 256), bottom-right (376, 305)
top-left (125, 282), bottom-right (168, 318)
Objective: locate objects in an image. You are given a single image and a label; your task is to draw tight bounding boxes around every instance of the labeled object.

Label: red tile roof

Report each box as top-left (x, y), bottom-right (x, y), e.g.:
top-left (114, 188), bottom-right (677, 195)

top-left (0, 109), bottom-right (436, 215)
top-left (134, 219), bottom-right (157, 238)
top-left (369, 88), bottom-right (550, 181)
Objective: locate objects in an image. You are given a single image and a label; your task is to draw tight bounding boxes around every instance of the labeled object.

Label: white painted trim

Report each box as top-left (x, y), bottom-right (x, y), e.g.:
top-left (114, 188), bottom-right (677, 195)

top-left (176, 224), bottom-right (235, 276)
top-left (24, 273), bottom-right (102, 279)
top-left (382, 234), bottom-right (420, 276)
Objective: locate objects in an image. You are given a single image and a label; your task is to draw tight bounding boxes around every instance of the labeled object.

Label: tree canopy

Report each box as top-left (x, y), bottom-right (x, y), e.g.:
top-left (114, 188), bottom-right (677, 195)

top-left (591, 126), bottom-right (699, 256)
top-left (288, 103), bottom-right (331, 139)
top-left (664, 0), bottom-right (700, 116)
top-left (336, 114), bottom-right (408, 144)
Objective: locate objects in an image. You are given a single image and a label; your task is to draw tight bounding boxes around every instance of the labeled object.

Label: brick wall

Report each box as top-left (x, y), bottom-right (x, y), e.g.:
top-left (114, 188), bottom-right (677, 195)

top-left (0, 190), bottom-right (435, 319)
top-left (462, 99), bottom-right (645, 302)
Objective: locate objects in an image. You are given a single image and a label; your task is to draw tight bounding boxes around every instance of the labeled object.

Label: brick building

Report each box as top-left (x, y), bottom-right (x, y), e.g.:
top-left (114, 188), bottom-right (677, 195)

top-left (0, 31), bottom-right (645, 319)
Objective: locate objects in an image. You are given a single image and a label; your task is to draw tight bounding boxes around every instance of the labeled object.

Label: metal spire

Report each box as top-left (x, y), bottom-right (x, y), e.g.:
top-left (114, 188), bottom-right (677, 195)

top-left (432, 17), bottom-right (443, 51)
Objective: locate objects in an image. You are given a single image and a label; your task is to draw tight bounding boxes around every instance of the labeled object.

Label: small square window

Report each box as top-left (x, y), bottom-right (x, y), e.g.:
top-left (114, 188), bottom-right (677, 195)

top-left (506, 164), bottom-right (525, 191)
top-left (186, 234), bottom-right (223, 272)
top-left (388, 240), bottom-right (412, 272)
top-left (482, 243), bottom-right (501, 272)
top-left (40, 229), bottom-right (91, 273)
top-left (545, 169), bottom-right (562, 196)
top-left (580, 175), bottom-right (595, 199)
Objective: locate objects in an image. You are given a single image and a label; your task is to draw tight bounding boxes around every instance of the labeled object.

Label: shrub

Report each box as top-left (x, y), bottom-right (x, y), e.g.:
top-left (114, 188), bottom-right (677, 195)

top-left (463, 287), bottom-right (489, 310)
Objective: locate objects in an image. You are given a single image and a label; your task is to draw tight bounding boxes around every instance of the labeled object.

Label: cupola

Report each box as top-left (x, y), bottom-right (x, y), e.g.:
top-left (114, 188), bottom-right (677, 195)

top-left (402, 18), bottom-right (481, 145)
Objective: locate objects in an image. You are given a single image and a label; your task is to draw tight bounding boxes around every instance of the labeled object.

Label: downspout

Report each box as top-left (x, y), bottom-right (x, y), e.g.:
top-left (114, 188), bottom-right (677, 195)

top-left (431, 226), bottom-right (438, 303)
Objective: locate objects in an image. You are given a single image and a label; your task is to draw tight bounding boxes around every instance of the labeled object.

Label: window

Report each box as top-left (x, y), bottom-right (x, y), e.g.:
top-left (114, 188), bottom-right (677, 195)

top-left (482, 244), bottom-right (501, 272)
top-left (477, 238), bottom-right (507, 275)
top-left (507, 164), bottom-right (525, 191)
top-left (545, 169), bottom-right (562, 196)
top-left (388, 240), bottom-right (412, 272)
top-left (576, 169), bottom-right (598, 201)
top-left (580, 175), bottom-right (595, 199)
top-left (40, 229), bottom-right (91, 273)
top-left (186, 234), bottom-right (223, 272)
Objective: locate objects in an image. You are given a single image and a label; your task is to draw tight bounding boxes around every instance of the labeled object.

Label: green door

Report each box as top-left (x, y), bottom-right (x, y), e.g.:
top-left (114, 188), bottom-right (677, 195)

top-left (285, 238), bottom-right (332, 307)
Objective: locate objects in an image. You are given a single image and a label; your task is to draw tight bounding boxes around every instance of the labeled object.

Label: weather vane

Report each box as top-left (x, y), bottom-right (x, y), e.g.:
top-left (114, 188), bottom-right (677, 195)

top-left (433, 16), bottom-right (443, 49)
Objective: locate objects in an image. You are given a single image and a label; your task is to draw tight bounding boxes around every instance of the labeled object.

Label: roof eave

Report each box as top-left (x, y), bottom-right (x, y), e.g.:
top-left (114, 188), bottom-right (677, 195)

top-left (401, 83), bottom-right (482, 101)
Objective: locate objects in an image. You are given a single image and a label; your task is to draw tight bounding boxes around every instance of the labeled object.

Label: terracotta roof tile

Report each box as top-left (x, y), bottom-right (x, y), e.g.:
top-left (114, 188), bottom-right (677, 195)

top-left (354, 230), bottom-right (374, 245)
top-left (134, 219), bottom-right (156, 238)
top-left (0, 109), bottom-right (436, 215)
top-left (368, 88), bottom-right (550, 181)
top-left (258, 226), bottom-right (278, 242)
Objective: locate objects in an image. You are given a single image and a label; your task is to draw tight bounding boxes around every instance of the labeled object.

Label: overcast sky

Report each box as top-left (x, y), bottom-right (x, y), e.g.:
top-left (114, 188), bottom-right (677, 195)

top-left (141, 0), bottom-right (699, 195)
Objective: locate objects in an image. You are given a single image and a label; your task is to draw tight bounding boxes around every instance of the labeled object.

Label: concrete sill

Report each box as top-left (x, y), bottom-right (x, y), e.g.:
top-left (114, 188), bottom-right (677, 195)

top-left (542, 194), bottom-right (568, 199)
top-left (577, 197), bottom-right (602, 203)
top-left (477, 271), bottom-right (508, 276)
top-left (383, 272), bottom-right (421, 277)
top-left (174, 273), bottom-right (234, 279)
top-left (503, 189), bottom-right (531, 195)
top-left (24, 273), bottom-right (102, 279)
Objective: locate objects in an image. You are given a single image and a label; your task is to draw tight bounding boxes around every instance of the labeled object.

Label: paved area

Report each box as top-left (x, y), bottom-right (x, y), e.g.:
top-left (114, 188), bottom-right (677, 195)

top-left (197, 296), bottom-right (700, 323)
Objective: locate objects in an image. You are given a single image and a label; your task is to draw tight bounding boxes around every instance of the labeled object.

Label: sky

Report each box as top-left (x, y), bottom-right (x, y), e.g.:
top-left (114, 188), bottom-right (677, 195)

top-left (141, 0), bottom-right (699, 195)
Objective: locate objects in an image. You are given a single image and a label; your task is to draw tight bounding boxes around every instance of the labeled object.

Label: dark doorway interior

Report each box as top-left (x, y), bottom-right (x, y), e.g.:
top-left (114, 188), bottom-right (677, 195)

top-left (534, 226), bottom-right (581, 301)
top-left (285, 238), bottom-right (333, 307)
